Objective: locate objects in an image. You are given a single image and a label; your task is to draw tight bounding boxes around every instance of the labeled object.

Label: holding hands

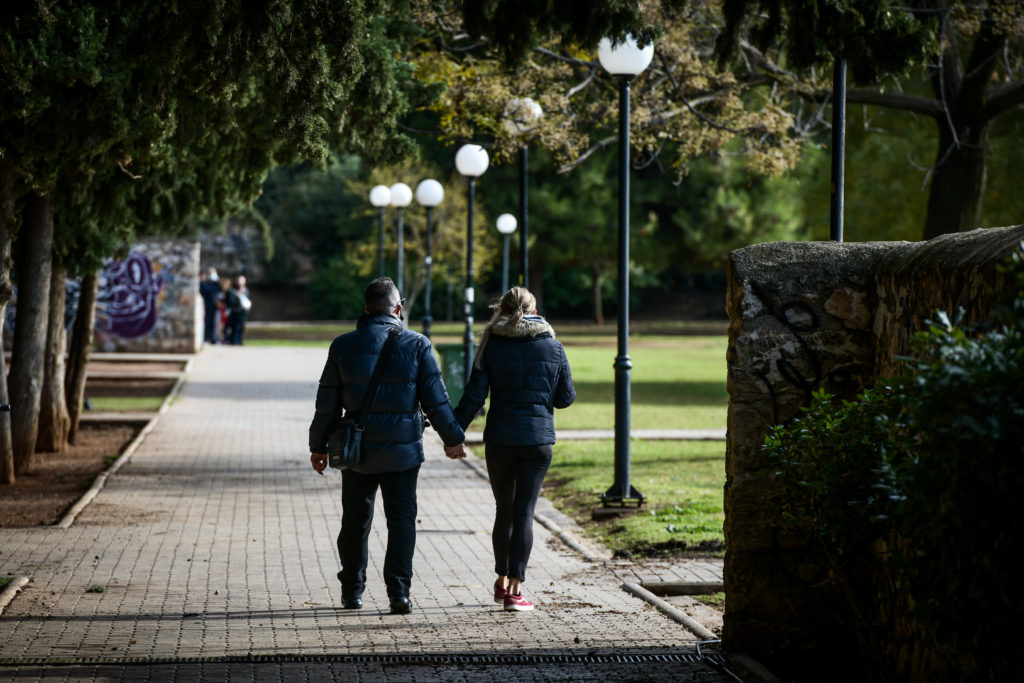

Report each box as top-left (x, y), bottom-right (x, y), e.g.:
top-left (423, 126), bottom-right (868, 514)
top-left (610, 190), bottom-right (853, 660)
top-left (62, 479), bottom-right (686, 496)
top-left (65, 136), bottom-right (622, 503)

top-left (444, 443), bottom-right (467, 459)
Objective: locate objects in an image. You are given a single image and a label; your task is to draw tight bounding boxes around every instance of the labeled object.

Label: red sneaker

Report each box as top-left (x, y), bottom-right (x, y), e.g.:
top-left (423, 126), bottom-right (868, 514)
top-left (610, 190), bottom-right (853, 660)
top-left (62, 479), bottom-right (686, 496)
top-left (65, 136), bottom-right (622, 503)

top-left (493, 578), bottom-right (508, 604)
top-left (504, 591), bottom-right (534, 612)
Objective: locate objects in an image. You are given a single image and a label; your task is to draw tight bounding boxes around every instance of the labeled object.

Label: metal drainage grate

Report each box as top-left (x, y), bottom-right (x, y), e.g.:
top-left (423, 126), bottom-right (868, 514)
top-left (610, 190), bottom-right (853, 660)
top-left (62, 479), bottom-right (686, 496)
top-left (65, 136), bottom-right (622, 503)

top-left (1, 652), bottom-right (726, 667)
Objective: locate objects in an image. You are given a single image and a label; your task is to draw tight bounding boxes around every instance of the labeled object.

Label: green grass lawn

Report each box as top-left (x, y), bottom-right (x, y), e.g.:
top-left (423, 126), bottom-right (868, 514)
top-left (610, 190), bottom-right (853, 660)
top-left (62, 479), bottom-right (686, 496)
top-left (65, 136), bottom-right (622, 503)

top-left (89, 396), bottom-right (166, 412)
top-left (558, 337), bottom-right (727, 430)
top-left (549, 439), bottom-right (725, 556)
top-left (476, 439), bottom-right (726, 556)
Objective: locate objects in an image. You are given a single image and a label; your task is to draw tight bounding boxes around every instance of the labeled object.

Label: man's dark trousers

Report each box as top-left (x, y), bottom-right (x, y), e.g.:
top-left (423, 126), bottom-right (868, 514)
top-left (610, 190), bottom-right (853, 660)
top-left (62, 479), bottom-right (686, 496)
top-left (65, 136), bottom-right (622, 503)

top-left (338, 465), bottom-right (420, 600)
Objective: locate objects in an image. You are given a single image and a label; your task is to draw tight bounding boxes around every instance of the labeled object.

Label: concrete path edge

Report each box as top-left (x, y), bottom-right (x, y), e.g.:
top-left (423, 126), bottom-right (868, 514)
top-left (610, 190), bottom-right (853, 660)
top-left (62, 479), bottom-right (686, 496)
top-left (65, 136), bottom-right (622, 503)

top-left (53, 357), bottom-right (194, 529)
top-left (0, 577), bottom-right (30, 616)
top-left (622, 582), bottom-right (717, 640)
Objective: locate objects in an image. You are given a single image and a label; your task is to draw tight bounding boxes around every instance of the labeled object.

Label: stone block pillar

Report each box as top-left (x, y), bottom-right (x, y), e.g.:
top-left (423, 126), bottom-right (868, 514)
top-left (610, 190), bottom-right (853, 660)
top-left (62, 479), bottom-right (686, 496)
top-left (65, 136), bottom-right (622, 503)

top-left (723, 225), bottom-right (1024, 665)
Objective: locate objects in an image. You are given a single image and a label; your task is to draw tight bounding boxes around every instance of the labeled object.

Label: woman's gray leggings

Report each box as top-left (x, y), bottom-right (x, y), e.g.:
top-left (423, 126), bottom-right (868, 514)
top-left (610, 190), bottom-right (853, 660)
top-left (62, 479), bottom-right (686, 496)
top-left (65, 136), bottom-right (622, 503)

top-left (485, 443), bottom-right (554, 582)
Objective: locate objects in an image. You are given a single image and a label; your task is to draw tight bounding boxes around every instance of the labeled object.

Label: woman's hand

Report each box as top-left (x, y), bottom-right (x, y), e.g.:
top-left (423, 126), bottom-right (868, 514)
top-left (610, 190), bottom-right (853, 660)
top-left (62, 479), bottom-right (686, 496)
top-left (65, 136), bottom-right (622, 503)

top-left (310, 453), bottom-right (328, 474)
top-left (444, 443), bottom-right (467, 459)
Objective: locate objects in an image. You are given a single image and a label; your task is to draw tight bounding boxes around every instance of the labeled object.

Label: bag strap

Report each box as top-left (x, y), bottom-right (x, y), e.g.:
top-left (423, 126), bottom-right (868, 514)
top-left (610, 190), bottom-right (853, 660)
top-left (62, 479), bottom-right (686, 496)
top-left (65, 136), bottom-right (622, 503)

top-left (352, 325), bottom-right (402, 425)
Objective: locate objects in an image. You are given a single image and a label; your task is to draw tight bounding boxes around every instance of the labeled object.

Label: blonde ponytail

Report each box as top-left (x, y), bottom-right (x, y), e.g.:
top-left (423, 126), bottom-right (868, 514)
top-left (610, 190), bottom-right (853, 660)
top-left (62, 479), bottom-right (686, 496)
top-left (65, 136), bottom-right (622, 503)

top-left (472, 287), bottom-right (537, 367)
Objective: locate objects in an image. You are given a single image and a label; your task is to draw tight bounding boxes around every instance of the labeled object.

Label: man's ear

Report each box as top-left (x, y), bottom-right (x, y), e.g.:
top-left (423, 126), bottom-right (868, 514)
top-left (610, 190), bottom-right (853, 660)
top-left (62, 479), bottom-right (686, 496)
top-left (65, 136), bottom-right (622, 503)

top-left (364, 305), bottom-right (370, 314)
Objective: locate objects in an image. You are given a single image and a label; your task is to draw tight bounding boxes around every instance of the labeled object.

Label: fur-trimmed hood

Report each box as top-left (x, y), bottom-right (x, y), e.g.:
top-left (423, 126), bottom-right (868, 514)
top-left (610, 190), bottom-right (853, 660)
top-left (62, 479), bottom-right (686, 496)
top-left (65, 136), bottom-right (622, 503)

top-left (487, 314), bottom-right (555, 339)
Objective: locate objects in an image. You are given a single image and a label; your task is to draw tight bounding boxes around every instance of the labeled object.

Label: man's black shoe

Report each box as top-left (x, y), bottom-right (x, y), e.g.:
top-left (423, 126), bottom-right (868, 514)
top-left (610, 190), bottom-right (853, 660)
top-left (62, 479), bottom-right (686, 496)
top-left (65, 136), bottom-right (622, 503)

top-left (342, 596), bottom-right (363, 610)
top-left (389, 596), bottom-right (412, 614)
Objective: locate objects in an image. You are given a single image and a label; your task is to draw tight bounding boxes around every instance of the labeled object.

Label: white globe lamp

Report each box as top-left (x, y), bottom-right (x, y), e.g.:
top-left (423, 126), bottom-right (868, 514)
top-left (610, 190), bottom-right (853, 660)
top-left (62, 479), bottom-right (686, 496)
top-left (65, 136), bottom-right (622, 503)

top-left (455, 144), bottom-right (490, 178)
top-left (415, 179), bottom-right (444, 207)
top-left (369, 185), bottom-right (391, 207)
top-left (597, 35), bottom-right (654, 76)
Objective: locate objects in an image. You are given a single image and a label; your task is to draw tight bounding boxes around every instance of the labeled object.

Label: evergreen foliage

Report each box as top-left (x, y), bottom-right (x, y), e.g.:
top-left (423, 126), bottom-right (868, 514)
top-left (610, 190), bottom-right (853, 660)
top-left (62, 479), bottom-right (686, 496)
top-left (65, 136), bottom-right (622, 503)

top-left (717, 0), bottom-right (936, 83)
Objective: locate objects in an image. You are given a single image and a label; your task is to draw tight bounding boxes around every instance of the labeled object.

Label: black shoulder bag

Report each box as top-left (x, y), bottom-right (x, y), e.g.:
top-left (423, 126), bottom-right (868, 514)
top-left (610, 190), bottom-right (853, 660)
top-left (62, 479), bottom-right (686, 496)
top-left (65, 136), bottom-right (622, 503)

top-left (328, 326), bottom-right (402, 470)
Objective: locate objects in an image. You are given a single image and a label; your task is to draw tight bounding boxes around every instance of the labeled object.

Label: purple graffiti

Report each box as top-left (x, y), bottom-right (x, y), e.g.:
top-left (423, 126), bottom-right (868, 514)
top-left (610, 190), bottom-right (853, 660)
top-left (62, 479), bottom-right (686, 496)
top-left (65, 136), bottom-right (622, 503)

top-left (96, 251), bottom-right (166, 338)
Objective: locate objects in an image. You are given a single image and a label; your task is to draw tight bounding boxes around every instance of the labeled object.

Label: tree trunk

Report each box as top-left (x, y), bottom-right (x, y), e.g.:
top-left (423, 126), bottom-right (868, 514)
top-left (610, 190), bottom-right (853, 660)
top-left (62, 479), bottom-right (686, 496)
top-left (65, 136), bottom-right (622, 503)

top-left (0, 162), bottom-right (14, 485)
top-left (922, 122), bottom-right (989, 240)
top-left (592, 264), bottom-right (605, 325)
top-left (66, 271), bottom-right (98, 445)
top-left (9, 192), bottom-right (54, 475)
top-left (921, 16), bottom-right (1003, 240)
top-left (37, 262), bottom-right (70, 452)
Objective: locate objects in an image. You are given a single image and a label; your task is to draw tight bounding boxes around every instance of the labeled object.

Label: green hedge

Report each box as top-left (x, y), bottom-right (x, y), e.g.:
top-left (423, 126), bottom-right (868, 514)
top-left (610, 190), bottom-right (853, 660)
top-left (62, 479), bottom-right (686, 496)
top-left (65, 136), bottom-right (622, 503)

top-left (764, 247), bottom-right (1024, 680)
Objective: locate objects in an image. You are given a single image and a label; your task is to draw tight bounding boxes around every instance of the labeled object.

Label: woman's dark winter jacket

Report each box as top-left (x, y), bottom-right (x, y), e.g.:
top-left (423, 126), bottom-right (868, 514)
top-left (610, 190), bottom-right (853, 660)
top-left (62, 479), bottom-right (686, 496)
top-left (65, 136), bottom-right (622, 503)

top-left (454, 315), bottom-right (575, 446)
top-left (309, 314), bottom-right (465, 474)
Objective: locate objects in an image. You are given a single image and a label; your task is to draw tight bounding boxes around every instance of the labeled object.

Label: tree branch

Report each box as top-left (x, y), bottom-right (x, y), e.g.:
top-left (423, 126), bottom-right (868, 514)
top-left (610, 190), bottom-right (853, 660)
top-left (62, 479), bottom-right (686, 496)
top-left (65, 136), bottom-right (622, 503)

top-left (984, 80), bottom-right (1024, 121)
top-left (798, 87), bottom-right (944, 119)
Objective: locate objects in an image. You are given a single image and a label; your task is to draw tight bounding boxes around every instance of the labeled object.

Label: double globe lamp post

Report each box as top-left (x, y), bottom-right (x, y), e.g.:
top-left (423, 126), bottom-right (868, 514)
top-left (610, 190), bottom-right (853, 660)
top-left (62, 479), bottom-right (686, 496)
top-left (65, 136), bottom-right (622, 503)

top-left (598, 35), bottom-right (654, 507)
top-left (415, 179), bottom-right (444, 339)
top-left (454, 144), bottom-right (490, 386)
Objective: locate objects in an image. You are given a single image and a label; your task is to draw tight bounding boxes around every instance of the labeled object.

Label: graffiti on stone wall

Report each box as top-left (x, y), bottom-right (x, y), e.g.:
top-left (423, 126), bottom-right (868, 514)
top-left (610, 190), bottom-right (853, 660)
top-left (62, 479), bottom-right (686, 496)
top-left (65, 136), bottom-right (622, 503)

top-left (95, 251), bottom-right (166, 339)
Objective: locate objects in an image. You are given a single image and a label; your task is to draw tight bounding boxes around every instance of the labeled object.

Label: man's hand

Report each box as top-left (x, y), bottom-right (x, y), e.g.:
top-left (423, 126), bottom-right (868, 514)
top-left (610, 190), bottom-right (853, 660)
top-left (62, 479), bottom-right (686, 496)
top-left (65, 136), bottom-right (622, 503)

top-left (311, 453), bottom-right (328, 475)
top-left (444, 443), bottom-right (466, 459)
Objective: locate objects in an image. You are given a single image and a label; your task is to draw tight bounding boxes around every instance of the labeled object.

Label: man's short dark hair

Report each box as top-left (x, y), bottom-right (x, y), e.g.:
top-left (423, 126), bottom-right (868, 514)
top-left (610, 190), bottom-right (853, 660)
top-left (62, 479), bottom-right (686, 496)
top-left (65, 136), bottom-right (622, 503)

top-left (365, 278), bottom-right (401, 314)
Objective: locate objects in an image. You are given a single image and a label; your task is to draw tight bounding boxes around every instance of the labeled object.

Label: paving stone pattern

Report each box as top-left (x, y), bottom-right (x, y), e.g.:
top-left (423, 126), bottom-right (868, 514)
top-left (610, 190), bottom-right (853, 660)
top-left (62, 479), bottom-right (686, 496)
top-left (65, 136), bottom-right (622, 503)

top-left (0, 346), bottom-right (729, 681)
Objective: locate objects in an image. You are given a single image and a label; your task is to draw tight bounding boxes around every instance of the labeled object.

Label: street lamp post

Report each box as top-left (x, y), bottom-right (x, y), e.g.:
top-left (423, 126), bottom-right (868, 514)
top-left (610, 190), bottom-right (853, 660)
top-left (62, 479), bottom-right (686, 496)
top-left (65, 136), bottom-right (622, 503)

top-left (504, 98), bottom-right (543, 289)
top-left (830, 59), bottom-right (847, 243)
top-left (455, 144), bottom-right (490, 386)
top-left (369, 185), bottom-right (392, 277)
top-left (389, 183), bottom-right (413, 298)
top-left (415, 179), bottom-right (444, 339)
top-left (598, 35), bottom-right (653, 507)
top-left (496, 213), bottom-right (518, 293)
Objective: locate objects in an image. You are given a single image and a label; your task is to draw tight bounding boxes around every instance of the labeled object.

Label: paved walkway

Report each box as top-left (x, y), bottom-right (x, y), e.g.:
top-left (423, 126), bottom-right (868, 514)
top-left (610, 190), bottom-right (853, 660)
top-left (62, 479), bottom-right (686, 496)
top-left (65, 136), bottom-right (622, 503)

top-left (0, 346), bottom-right (736, 681)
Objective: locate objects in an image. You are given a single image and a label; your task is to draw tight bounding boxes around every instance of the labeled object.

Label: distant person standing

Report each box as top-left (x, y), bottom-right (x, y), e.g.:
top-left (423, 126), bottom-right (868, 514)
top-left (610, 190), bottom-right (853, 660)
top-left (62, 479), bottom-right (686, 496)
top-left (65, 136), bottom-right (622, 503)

top-left (224, 275), bottom-right (252, 345)
top-left (199, 267), bottom-right (222, 344)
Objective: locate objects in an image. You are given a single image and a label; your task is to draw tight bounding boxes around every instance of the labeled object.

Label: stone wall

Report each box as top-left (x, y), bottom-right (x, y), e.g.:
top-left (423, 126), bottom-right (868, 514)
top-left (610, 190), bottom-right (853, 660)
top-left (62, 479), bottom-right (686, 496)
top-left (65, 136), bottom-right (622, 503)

top-left (723, 225), bottom-right (1024, 666)
top-left (93, 239), bottom-right (202, 353)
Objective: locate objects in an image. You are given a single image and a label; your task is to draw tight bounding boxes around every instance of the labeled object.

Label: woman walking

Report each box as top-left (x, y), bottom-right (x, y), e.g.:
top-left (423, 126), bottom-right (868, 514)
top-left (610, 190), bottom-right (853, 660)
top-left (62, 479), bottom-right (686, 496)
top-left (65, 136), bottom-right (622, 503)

top-left (452, 287), bottom-right (575, 611)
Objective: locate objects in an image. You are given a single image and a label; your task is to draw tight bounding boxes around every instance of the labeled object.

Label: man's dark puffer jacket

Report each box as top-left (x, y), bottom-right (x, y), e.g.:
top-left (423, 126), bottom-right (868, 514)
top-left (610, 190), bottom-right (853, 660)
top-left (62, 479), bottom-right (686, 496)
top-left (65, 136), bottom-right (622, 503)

top-left (309, 314), bottom-right (465, 474)
top-left (454, 315), bottom-right (575, 445)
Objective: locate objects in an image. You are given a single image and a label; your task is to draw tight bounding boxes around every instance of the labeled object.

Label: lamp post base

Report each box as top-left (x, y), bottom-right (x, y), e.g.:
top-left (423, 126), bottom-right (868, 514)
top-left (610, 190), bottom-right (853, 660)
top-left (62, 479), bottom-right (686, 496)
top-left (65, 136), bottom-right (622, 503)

top-left (600, 485), bottom-right (645, 508)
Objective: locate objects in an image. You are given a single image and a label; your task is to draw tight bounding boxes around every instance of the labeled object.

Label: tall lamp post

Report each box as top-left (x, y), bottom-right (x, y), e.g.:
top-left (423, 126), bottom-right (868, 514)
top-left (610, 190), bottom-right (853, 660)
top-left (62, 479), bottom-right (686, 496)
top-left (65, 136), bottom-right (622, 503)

top-left (495, 213), bottom-right (518, 293)
top-left (598, 35), bottom-right (653, 507)
top-left (415, 178), bottom-right (444, 339)
top-left (455, 144), bottom-right (490, 385)
top-left (369, 185), bottom-right (391, 277)
top-left (389, 183), bottom-right (413, 297)
top-left (504, 98), bottom-right (543, 289)
top-left (830, 59), bottom-right (847, 243)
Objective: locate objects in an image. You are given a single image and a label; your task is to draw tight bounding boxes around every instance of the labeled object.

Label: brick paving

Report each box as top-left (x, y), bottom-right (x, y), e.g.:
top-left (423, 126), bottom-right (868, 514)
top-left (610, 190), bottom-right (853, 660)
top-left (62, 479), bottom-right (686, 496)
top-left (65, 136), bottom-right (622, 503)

top-left (0, 345), bottom-right (733, 681)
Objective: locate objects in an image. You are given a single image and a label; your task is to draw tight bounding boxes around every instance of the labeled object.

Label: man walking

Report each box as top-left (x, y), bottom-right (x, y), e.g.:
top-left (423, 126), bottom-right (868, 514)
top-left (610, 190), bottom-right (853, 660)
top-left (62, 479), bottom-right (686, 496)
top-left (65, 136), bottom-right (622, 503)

top-left (309, 278), bottom-right (466, 614)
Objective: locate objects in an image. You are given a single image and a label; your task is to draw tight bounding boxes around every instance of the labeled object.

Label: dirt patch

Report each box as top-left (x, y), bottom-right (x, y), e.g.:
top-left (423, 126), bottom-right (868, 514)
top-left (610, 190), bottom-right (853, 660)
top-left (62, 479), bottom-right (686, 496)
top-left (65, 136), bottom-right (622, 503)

top-left (612, 539), bottom-right (725, 559)
top-left (85, 378), bottom-right (176, 398)
top-left (87, 361), bottom-right (185, 374)
top-left (0, 423), bottom-right (141, 528)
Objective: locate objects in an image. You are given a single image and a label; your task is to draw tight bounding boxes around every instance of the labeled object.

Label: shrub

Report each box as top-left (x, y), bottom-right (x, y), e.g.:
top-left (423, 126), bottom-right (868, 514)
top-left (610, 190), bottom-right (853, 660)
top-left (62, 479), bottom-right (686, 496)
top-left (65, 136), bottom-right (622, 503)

top-left (764, 246), bottom-right (1024, 680)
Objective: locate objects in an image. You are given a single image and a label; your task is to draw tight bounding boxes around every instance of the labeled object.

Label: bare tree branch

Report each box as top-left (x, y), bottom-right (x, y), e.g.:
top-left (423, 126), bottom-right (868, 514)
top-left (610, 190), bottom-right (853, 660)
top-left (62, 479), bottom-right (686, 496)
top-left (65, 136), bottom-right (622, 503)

top-left (984, 80), bottom-right (1024, 121)
top-left (797, 87), bottom-right (945, 118)
top-left (566, 67), bottom-right (598, 99)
